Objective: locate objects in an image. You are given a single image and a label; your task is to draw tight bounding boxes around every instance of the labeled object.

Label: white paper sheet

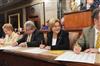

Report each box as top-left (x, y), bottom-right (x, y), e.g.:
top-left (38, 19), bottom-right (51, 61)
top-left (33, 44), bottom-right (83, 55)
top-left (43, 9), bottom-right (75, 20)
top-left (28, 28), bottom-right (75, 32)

top-left (21, 48), bottom-right (48, 54)
top-left (0, 46), bottom-right (20, 50)
top-left (55, 51), bottom-right (96, 64)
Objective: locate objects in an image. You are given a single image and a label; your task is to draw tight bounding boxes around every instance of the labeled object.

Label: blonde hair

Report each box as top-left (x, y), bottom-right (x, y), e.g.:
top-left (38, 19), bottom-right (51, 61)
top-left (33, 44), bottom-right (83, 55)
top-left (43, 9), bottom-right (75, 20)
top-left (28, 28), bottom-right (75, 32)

top-left (48, 18), bottom-right (61, 30)
top-left (2, 23), bottom-right (13, 31)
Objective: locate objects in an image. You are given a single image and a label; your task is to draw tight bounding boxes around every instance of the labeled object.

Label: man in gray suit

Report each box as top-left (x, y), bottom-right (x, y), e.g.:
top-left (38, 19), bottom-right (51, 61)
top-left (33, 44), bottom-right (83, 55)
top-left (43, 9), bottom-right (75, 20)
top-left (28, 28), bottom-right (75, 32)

top-left (73, 8), bottom-right (100, 54)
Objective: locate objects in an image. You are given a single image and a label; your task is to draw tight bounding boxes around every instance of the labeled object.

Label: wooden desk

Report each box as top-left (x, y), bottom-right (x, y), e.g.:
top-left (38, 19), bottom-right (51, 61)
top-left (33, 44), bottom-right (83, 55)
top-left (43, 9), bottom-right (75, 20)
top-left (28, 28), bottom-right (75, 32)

top-left (0, 50), bottom-right (63, 66)
top-left (0, 48), bottom-right (100, 66)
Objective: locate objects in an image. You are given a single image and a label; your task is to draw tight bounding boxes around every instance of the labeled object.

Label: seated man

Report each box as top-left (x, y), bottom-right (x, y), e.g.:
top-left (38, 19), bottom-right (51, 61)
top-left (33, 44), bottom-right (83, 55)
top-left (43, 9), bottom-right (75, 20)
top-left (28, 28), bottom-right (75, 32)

top-left (73, 8), bottom-right (100, 54)
top-left (14, 21), bottom-right (44, 47)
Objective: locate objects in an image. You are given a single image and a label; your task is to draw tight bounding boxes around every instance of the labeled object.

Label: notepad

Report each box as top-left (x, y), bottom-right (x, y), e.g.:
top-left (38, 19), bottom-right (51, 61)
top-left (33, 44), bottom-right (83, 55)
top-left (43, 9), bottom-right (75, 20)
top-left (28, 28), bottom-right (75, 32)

top-left (55, 51), bottom-right (96, 64)
top-left (21, 48), bottom-right (48, 54)
top-left (48, 50), bottom-right (64, 55)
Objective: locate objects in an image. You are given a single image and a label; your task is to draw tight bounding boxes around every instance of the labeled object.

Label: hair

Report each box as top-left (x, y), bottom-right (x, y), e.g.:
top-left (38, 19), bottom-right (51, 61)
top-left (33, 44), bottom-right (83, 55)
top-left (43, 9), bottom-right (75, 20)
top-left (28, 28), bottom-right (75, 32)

top-left (24, 21), bottom-right (36, 30)
top-left (92, 7), bottom-right (100, 19)
top-left (2, 23), bottom-right (13, 31)
top-left (48, 18), bottom-right (62, 31)
top-left (28, 15), bottom-right (39, 19)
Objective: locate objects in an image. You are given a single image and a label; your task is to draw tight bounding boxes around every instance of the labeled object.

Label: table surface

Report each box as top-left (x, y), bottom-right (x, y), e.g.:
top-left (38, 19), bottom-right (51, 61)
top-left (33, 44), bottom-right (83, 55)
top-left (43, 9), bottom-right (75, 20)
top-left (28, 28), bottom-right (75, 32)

top-left (0, 47), bottom-right (100, 66)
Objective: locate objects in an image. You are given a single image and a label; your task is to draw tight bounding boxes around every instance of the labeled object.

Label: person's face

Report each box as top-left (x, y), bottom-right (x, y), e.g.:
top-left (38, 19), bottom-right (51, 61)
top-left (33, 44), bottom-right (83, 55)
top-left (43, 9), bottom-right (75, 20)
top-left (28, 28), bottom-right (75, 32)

top-left (87, 0), bottom-right (94, 5)
top-left (34, 17), bottom-right (40, 22)
top-left (52, 22), bottom-right (61, 34)
top-left (94, 13), bottom-right (100, 29)
top-left (25, 28), bottom-right (34, 34)
top-left (29, 18), bottom-right (34, 22)
top-left (3, 28), bottom-right (12, 35)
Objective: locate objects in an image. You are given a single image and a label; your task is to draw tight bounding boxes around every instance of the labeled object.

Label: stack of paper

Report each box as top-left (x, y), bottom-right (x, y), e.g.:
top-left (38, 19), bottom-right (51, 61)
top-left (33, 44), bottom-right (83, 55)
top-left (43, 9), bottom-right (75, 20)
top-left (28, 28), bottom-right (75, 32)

top-left (21, 48), bottom-right (48, 54)
top-left (0, 46), bottom-right (20, 50)
top-left (55, 51), bottom-right (96, 64)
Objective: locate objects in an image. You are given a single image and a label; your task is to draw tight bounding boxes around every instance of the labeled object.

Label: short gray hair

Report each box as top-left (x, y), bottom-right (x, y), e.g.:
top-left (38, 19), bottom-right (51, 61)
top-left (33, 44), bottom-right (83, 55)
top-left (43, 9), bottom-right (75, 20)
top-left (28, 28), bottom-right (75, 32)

top-left (24, 21), bottom-right (36, 30)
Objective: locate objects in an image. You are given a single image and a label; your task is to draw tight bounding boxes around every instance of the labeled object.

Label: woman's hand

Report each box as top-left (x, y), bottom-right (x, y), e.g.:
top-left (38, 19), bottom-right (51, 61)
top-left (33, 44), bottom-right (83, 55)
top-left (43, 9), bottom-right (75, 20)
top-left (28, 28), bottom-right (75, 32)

top-left (18, 42), bottom-right (27, 47)
top-left (0, 39), bottom-right (4, 45)
top-left (39, 44), bottom-right (45, 49)
top-left (12, 42), bottom-right (18, 47)
top-left (45, 46), bottom-right (51, 50)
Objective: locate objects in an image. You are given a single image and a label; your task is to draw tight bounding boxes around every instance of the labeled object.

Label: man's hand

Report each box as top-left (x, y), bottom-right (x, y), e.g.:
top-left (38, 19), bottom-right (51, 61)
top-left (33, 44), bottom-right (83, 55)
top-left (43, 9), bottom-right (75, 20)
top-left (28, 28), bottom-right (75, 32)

top-left (84, 48), bottom-right (99, 53)
top-left (73, 45), bottom-right (81, 54)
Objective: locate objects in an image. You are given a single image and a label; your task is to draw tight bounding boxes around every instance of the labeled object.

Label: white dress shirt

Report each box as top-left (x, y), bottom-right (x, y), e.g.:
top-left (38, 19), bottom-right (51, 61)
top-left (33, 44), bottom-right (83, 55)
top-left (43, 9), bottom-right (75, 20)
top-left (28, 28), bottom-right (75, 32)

top-left (52, 38), bottom-right (57, 46)
top-left (86, 4), bottom-right (91, 10)
top-left (27, 34), bottom-right (32, 42)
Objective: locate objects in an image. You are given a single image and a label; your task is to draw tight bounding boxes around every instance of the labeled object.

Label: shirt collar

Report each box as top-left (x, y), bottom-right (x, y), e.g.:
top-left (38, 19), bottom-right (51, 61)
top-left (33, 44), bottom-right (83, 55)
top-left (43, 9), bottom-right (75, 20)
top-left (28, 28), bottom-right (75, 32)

top-left (94, 26), bottom-right (100, 34)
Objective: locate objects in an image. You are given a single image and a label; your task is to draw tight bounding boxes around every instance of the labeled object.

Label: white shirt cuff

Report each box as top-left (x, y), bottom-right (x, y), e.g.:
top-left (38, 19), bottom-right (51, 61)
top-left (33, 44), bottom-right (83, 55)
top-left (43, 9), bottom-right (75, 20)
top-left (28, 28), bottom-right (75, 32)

top-left (98, 48), bottom-right (100, 52)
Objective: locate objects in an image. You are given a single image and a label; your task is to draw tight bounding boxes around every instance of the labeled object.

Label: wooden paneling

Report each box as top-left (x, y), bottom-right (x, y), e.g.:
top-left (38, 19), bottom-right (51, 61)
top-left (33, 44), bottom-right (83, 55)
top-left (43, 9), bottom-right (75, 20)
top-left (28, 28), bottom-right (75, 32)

top-left (64, 10), bottom-right (93, 31)
top-left (7, 8), bottom-right (23, 29)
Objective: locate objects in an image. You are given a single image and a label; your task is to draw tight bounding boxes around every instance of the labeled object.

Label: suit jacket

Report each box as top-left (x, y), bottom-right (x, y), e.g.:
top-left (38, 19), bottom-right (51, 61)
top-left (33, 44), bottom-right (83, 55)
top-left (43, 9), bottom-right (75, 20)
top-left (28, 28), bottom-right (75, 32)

top-left (77, 26), bottom-right (95, 51)
top-left (91, 0), bottom-right (100, 10)
top-left (47, 30), bottom-right (70, 50)
top-left (17, 29), bottom-right (44, 47)
top-left (81, 0), bottom-right (100, 11)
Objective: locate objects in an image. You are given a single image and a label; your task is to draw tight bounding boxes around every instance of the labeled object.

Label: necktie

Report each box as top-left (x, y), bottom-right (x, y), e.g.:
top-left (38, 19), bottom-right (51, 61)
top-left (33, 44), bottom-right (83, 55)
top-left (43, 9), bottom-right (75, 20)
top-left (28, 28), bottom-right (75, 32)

top-left (96, 32), bottom-right (100, 48)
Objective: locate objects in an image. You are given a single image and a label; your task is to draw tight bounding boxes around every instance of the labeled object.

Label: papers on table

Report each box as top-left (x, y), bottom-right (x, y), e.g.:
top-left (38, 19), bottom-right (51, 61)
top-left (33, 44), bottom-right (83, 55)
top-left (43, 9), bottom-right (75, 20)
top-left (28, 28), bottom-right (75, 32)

top-left (21, 48), bottom-right (48, 54)
top-left (0, 46), bottom-right (20, 50)
top-left (55, 51), bottom-right (96, 64)
top-left (0, 46), bottom-right (48, 54)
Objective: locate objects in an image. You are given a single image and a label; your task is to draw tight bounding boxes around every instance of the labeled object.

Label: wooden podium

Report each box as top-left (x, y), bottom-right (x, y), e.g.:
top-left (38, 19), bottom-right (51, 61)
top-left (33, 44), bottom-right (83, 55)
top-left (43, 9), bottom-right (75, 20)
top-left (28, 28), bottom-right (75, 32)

top-left (64, 10), bottom-right (93, 31)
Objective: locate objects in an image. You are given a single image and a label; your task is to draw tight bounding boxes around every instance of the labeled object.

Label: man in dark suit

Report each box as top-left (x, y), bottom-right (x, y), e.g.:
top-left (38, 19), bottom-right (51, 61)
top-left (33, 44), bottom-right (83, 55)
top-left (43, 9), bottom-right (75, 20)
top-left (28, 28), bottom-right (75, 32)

top-left (28, 15), bottom-right (41, 30)
top-left (14, 21), bottom-right (44, 47)
top-left (90, 0), bottom-right (100, 10)
top-left (81, 0), bottom-right (100, 10)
